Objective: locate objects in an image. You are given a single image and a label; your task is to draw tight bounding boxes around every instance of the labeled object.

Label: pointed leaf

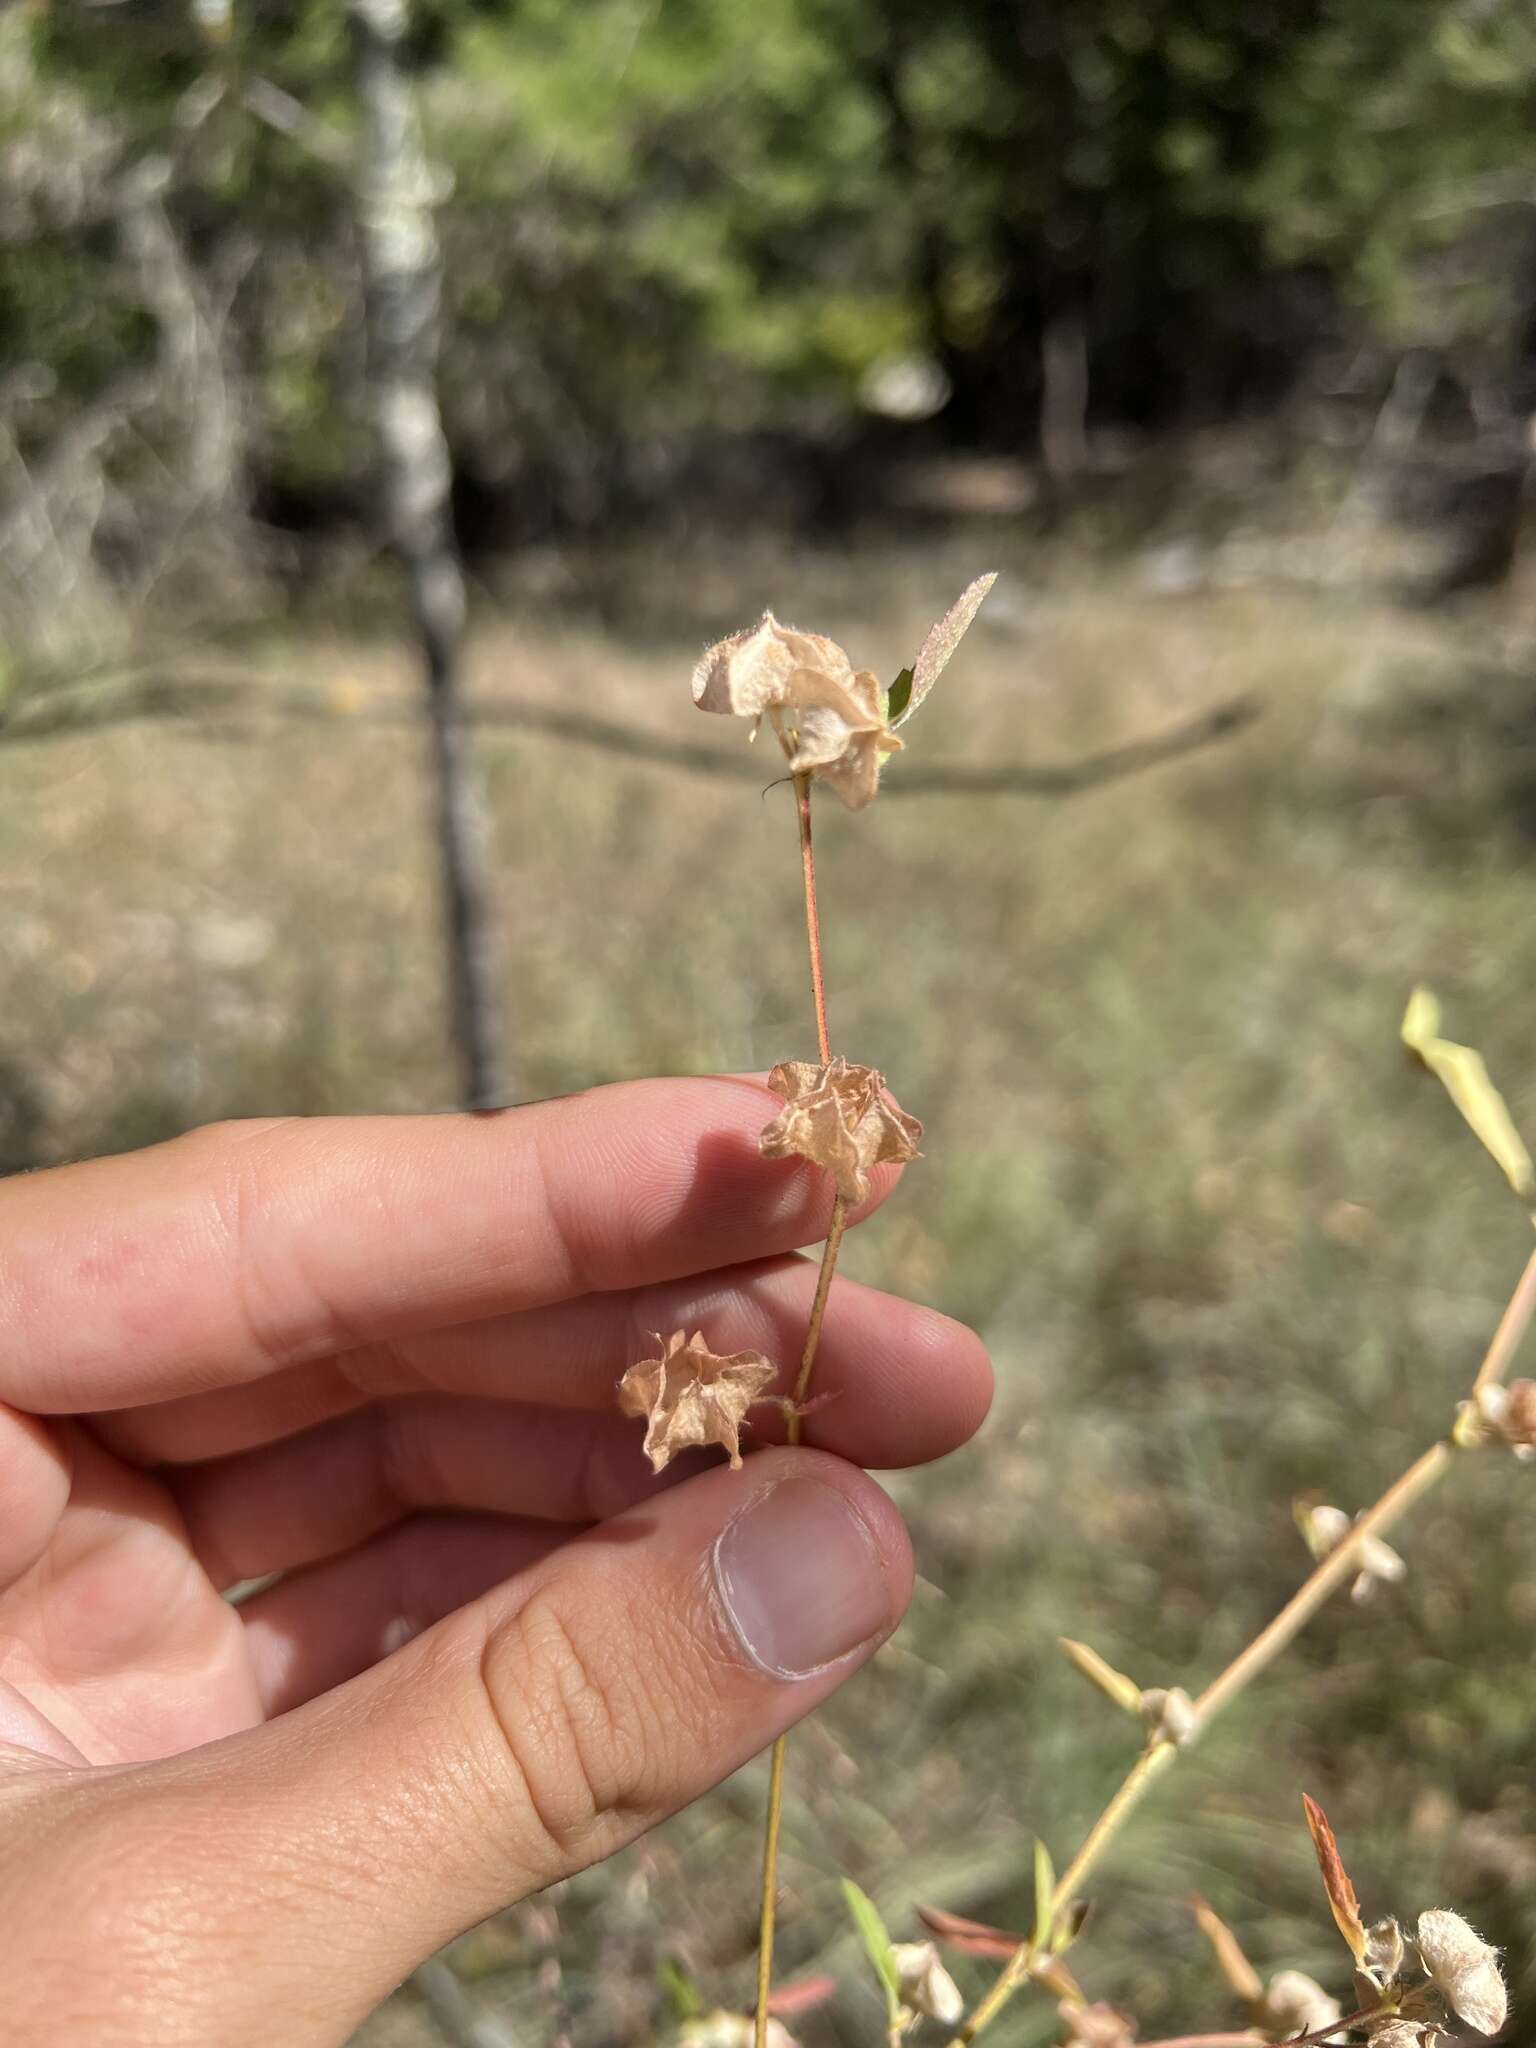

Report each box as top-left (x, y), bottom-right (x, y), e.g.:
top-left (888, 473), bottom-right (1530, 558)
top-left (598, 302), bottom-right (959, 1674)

top-left (1058, 1636), bottom-right (1143, 1715)
top-left (1051, 1899), bottom-right (1091, 1955)
top-left (768, 1975), bottom-right (839, 2017)
top-left (1033, 1840), bottom-right (1057, 1951)
top-left (917, 1906), bottom-right (1028, 1961)
top-left (1402, 988), bottom-right (1536, 1208)
top-left (659, 1958), bottom-right (704, 2021)
top-left (1190, 1895), bottom-right (1265, 2004)
top-left (842, 1879), bottom-right (902, 2022)
top-left (886, 667), bottom-right (914, 724)
top-left (1302, 1794), bottom-right (1368, 1965)
top-left (897, 572), bottom-right (997, 725)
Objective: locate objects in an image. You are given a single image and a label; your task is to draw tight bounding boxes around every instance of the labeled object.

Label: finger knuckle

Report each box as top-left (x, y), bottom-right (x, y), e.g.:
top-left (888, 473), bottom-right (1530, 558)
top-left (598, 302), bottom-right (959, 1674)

top-left (475, 1584), bottom-right (689, 1875)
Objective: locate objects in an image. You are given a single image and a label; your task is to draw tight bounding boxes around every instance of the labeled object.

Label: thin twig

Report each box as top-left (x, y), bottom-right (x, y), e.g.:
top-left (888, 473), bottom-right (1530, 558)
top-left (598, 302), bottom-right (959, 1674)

top-left (795, 773), bottom-right (831, 1064)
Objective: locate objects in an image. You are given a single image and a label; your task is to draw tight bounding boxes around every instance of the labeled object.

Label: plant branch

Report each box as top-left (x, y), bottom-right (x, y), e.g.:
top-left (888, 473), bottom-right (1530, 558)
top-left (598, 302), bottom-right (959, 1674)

top-left (947, 1238), bottom-right (1536, 2046)
top-left (756, 771), bottom-right (848, 2048)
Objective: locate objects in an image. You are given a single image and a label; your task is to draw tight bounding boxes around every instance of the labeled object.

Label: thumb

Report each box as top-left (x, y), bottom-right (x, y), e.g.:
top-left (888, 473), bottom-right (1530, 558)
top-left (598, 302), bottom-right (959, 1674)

top-left (13, 1447), bottom-right (910, 2046)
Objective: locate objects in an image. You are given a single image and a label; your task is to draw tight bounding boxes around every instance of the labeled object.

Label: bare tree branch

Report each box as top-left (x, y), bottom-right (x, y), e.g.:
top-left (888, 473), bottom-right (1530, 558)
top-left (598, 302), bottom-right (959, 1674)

top-left (0, 667), bottom-right (1260, 798)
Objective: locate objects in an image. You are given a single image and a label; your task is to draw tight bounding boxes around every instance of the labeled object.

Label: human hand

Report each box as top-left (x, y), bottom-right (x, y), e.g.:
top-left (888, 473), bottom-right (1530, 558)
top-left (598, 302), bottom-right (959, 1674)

top-left (0, 1077), bottom-right (990, 2044)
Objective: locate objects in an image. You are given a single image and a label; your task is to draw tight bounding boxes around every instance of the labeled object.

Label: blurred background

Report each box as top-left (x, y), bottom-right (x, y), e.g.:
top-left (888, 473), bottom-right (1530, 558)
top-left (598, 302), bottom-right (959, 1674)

top-left (7, 1), bottom-right (1536, 2042)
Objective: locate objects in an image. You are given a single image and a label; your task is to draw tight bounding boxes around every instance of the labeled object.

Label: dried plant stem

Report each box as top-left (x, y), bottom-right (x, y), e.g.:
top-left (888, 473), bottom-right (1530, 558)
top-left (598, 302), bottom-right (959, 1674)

top-left (947, 1244), bottom-right (1536, 2047)
top-left (755, 773), bottom-right (847, 2048)
top-left (1137, 2013), bottom-right (1373, 2048)
top-left (795, 772), bottom-right (832, 1066)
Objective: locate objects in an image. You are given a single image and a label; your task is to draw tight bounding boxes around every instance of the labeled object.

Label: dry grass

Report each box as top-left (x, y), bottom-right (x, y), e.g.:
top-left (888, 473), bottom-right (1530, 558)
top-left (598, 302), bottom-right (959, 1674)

top-left (6, 539), bottom-right (1536, 2046)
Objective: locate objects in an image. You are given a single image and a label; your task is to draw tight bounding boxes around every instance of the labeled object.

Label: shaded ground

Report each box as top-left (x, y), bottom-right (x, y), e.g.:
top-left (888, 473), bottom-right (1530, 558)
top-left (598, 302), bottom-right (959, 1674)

top-left (6, 540), bottom-right (1536, 2045)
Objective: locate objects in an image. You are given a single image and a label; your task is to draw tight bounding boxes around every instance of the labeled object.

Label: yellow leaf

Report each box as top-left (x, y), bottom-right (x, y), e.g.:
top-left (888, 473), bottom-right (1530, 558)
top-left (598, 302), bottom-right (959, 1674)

top-left (1057, 1636), bottom-right (1143, 1716)
top-left (1402, 988), bottom-right (1536, 1210)
top-left (1190, 1895), bottom-right (1264, 2006)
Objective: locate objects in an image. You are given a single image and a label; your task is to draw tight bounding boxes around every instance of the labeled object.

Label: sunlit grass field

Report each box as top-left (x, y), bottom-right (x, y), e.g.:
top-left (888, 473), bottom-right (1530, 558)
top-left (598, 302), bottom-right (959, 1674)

top-left (6, 540), bottom-right (1536, 2045)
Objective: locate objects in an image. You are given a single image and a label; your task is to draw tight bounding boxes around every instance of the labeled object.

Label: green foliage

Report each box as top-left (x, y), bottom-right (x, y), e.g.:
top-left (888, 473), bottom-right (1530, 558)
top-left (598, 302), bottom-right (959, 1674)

top-left (842, 1877), bottom-right (903, 2024)
top-left (4, 0), bottom-right (1535, 547)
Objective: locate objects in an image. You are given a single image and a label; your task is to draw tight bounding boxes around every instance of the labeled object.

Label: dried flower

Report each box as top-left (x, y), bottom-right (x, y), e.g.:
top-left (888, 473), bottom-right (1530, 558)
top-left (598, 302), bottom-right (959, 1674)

top-left (1138, 1686), bottom-right (1198, 1748)
top-left (617, 1330), bottom-right (777, 1473)
top-left (691, 611), bottom-right (899, 808)
top-left (1059, 1998), bottom-right (1137, 2048)
top-left (759, 1057), bottom-right (923, 1205)
top-left (690, 575), bottom-right (996, 809)
top-left (1262, 1969), bottom-right (1343, 2039)
top-left (891, 1941), bottom-right (964, 2025)
top-left (1415, 1910), bottom-right (1506, 2036)
top-left (1365, 2023), bottom-right (1442, 2048)
top-left (1296, 1502), bottom-right (1406, 1603)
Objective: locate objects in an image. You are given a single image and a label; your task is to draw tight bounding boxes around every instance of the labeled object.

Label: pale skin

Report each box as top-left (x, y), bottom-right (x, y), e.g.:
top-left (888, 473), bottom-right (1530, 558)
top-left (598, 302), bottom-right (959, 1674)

top-left (0, 1075), bottom-right (991, 2045)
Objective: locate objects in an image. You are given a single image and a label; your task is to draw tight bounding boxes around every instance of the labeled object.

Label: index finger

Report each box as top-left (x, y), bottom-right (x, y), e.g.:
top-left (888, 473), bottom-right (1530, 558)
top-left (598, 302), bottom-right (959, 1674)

top-left (0, 1078), bottom-right (902, 1413)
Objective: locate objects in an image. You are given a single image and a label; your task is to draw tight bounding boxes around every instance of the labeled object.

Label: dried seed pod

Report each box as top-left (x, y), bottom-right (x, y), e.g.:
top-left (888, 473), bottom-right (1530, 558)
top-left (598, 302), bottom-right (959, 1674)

top-left (1059, 1998), bottom-right (1137, 2048)
top-left (759, 1057), bottom-right (922, 1206)
top-left (890, 1941), bottom-right (964, 2025)
top-left (1415, 1910), bottom-right (1506, 2036)
top-left (690, 577), bottom-right (995, 808)
top-left (1365, 2022), bottom-right (1439, 2048)
top-left (617, 1331), bottom-right (777, 1472)
top-left (1262, 1969), bottom-right (1344, 2039)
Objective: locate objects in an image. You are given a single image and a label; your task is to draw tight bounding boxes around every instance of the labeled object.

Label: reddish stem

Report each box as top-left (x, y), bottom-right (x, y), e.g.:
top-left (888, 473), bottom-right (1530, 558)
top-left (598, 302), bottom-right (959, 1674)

top-left (795, 773), bottom-right (831, 1064)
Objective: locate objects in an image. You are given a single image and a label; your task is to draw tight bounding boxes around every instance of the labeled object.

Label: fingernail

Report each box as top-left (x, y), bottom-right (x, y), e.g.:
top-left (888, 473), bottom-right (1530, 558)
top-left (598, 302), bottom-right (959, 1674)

top-left (712, 1478), bottom-right (892, 1679)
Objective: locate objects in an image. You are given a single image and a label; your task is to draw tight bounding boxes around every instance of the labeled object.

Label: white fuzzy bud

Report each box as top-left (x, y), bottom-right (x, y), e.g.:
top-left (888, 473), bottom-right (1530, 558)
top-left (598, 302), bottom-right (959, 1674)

top-left (1416, 1910), bottom-right (1506, 2036)
top-left (890, 1941), bottom-right (964, 2025)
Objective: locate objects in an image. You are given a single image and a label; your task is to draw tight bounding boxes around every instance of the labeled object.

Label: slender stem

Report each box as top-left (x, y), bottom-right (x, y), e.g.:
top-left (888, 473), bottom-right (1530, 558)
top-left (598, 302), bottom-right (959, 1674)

top-left (1049, 1741), bottom-right (1179, 1924)
top-left (754, 1735), bottom-right (790, 2037)
top-left (947, 1237), bottom-right (1536, 2048)
top-left (952, 1747), bottom-right (1178, 2042)
top-left (1472, 1238), bottom-right (1536, 1394)
top-left (790, 1198), bottom-right (849, 1427)
top-left (1136, 2011), bottom-right (1374, 2048)
top-left (1193, 1442), bottom-right (1450, 1726)
top-left (1132, 2037), bottom-right (1282, 2048)
top-left (756, 771), bottom-right (847, 2048)
top-left (795, 773), bottom-right (832, 1065)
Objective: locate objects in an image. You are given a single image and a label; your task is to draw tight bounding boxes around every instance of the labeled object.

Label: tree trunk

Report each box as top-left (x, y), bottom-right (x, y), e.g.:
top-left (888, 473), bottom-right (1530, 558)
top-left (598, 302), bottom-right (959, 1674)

top-left (351, 0), bottom-right (509, 1110)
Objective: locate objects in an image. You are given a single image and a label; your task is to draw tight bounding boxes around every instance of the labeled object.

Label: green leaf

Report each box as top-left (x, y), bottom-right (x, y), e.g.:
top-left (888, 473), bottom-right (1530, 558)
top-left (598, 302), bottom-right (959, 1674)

top-left (886, 666), bottom-right (914, 724)
top-left (658, 1958), bottom-right (703, 2021)
top-left (842, 1878), bottom-right (902, 2021)
top-left (1032, 1840), bottom-right (1056, 1951)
